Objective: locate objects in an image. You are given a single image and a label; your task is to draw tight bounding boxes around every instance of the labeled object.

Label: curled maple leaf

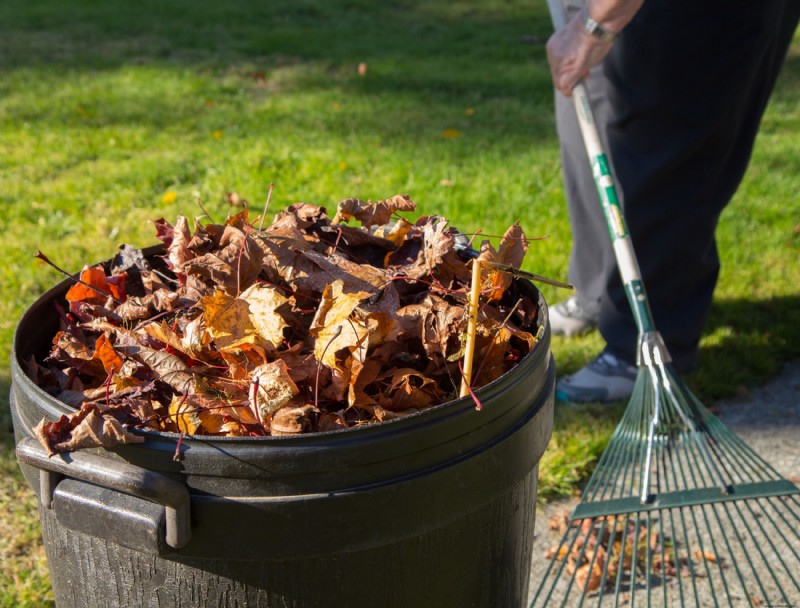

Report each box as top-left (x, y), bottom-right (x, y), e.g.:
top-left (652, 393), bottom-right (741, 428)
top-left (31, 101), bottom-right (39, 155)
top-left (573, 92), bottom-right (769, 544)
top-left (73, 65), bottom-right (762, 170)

top-left (331, 194), bottom-right (416, 228)
top-left (477, 223), bottom-right (529, 302)
top-left (33, 404), bottom-right (144, 457)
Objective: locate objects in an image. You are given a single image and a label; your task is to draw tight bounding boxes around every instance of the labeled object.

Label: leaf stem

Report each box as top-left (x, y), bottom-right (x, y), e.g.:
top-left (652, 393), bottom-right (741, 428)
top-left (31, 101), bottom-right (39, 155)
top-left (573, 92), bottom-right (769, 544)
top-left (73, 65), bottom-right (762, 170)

top-left (34, 250), bottom-right (121, 304)
top-left (257, 182), bottom-right (274, 231)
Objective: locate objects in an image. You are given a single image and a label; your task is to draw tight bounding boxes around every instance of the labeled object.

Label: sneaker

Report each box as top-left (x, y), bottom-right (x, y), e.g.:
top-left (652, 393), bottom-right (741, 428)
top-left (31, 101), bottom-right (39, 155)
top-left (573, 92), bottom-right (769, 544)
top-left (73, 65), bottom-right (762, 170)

top-left (555, 351), bottom-right (638, 403)
top-left (549, 296), bottom-right (597, 337)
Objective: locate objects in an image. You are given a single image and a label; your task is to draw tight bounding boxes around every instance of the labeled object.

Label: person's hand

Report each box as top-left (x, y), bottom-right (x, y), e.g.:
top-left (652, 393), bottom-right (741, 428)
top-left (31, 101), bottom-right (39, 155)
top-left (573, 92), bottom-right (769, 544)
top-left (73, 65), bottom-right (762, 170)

top-left (546, 12), bottom-right (615, 97)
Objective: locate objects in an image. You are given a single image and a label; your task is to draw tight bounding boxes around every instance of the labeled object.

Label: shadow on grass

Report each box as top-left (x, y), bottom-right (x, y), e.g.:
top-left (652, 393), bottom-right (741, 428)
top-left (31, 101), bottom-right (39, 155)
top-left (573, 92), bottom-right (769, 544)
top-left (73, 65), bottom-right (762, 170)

top-left (0, 0), bottom-right (558, 143)
top-left (689, 294), bottom-right (800, 400)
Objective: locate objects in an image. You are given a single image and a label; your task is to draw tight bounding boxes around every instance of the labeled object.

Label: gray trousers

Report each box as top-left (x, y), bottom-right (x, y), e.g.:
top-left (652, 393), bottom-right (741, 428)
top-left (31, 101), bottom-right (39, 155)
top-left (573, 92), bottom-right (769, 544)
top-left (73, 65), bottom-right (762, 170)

top-left (557, 0), bottom-right (800, 371)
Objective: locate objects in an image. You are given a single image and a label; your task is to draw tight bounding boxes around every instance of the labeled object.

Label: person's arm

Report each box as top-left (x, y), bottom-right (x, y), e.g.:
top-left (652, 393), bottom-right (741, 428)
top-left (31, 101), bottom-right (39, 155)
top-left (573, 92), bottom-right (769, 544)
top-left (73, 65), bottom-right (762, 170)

top-left (546, 0), bottom-right (643, 97)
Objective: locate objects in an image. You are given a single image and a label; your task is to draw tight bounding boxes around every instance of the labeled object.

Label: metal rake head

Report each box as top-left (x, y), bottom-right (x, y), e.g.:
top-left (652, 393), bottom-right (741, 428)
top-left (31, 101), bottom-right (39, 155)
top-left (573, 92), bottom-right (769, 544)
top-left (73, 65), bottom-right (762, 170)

top-left (530, 332), bottom-right (800, 606)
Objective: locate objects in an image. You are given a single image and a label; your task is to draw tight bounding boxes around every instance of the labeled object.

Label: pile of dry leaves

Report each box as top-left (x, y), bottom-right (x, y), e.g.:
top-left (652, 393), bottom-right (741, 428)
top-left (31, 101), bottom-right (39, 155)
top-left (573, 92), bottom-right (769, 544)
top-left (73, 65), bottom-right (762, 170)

top-left (545, 511), bottom-right (722, 593)
top-left (29, 194), bottom-right (542, 456)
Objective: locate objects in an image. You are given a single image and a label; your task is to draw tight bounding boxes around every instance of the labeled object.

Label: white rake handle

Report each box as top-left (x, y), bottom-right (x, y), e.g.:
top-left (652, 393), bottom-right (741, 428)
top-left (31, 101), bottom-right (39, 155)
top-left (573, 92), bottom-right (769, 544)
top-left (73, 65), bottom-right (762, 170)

top-left (545, 0), bottom-right (656, 337)
top-left (545, 1), bottom-right (734, 501)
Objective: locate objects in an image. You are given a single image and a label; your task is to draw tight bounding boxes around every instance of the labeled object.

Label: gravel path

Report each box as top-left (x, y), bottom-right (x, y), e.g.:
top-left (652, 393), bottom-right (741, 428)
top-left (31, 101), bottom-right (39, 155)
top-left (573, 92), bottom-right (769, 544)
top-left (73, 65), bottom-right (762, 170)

top-left (527, 361), bottom-right (800, 607)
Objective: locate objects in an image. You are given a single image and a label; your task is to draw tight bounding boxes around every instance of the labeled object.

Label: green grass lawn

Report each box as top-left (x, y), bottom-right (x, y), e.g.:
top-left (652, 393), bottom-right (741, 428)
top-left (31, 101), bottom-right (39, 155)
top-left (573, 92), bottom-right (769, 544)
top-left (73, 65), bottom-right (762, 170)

top-left (1, 1), bottom-right (798, 605)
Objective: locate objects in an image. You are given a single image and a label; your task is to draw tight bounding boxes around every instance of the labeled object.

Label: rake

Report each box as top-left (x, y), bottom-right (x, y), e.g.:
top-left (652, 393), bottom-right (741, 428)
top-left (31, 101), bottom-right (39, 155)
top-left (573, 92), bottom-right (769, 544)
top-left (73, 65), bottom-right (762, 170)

top-left (530, 2), bottom-right (800, 605)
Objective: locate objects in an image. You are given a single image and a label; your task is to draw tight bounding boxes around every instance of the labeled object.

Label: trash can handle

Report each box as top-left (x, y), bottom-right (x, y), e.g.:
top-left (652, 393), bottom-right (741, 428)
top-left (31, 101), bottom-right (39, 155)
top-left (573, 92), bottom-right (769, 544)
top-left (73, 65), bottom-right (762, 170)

top-left (16, 437), bottom-right (191, 549)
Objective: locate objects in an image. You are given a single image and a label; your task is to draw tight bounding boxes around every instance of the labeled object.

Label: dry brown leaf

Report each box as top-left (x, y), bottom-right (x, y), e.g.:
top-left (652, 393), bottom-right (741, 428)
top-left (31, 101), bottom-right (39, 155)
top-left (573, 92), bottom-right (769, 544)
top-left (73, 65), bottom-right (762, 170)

top-left (183, 225), bottom-right (264, 295)
top-left (693, 550), bottom-right (718, 563)
top-left (116, 344), bottom-right (195, 394)
top-left (548, 511), bottom-right (570, 533)
top-left (477, 223), bottom-right (528, 302)
top-left (331, 194), bottom-right (416, 228)
top-left (50, 330), bottom-right (94, 364)
top-left (378, 368), bottom-right (444, 411)
top-left (144, 321), bottom-right (190, 355)
top-left (299, 250), bottom-right (389, 295)
top-left (115, 295), bottom-right (156, 322)
top-left (575, 561), bottom-right (604, 593)
top-left (33, 405), bottom-right (144, 456)
top-left (318, 412), bottom-right (347, 432)
top-left (271, 404), bottom-right (318, 435)
top-left (163, 215), bottom-right (195, 270)
top-left (372, 218), bottom-right (413, 247)
top-left (181, 315), bottom-right (212, 359)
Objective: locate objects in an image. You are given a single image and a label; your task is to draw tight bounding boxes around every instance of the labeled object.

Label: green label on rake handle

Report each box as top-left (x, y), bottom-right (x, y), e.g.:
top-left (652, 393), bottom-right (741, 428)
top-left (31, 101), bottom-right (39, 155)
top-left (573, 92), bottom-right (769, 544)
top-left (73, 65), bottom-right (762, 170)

top-left (571, 480), bottom-right (799, 520)
top-left (592, 154), bottom-right (627, 241)
top-left (592, 153), bottom-right (656, 334)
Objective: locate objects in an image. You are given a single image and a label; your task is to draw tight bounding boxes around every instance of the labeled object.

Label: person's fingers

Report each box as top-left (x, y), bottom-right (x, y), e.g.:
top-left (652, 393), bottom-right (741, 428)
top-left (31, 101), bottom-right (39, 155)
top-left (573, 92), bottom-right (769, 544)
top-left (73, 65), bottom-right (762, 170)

top-left (546, 14), bottom-right (614, 96)
top-left (558, 74), bottom-right (576, 97)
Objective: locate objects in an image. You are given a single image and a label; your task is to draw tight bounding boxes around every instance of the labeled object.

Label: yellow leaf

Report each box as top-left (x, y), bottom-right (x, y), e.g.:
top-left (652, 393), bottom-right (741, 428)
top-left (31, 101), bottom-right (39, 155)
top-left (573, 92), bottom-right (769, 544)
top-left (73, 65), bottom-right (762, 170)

top-left (441, 128), bottom-right (462, 139)
top-left (161, 191), bottom-right (177, 205)
top-left (169, 395), bottom-right (201, 435)
top-left (239, 283), bottom-right (290, 347)
top-left (212, 130), bottom-right (224, 139)
top-left (202, 291), bottom-right (258, 348)
top-left (694, 550), bottom-right (718, 563)
top-left (310, 280), bottom-right (371, 373)
top-left (374, 218), bottom-right (412, 247)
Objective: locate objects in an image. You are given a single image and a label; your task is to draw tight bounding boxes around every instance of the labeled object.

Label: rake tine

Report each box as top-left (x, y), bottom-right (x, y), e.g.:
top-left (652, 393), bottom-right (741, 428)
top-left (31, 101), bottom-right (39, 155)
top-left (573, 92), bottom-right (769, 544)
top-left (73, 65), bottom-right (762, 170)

top-left (616, 517), bottom-right (630, 607)
top-left (676, 506), bottom-right (704, 607)
top-left (766, 495), bottom-right (800, 550)
top-left (657, 512), bottom-right (667, 607)
top-left (631, 514), bottom-right (642, 605)
top-left (670, 428), bottom-right (727, 605)
top-left (531, 514), bottom-right (587, 607)
top-left (665, 508), bottom-right (686, 606)
top-left (757, 499), bottom-right (799, 594)
top-left (595, 516), bottom-right (619, 608)
top-left (713, 500), bottom-right (764, 606)
top-left (662, 418), bottom-right (719, 606)
top-left (689, 504), bottom-right (722, 606)
top-left (657, 360), bottom-right (730, 495)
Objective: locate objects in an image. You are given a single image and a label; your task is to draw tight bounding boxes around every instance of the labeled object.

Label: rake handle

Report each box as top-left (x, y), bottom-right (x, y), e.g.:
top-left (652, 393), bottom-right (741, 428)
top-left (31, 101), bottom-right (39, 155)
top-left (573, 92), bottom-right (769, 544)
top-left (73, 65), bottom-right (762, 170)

top-left (545, 0), bottom-right (656, 337)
